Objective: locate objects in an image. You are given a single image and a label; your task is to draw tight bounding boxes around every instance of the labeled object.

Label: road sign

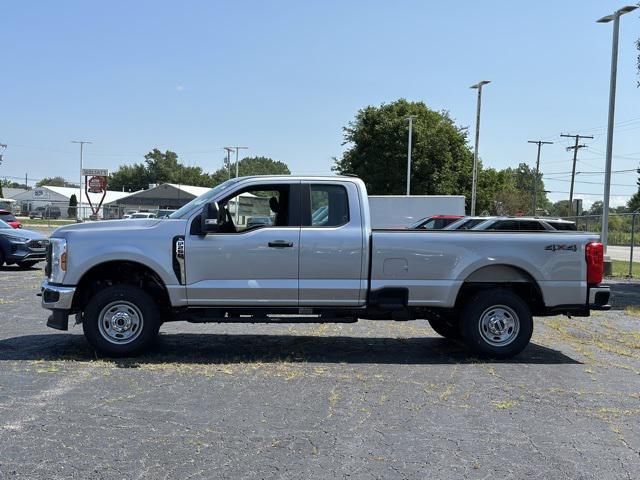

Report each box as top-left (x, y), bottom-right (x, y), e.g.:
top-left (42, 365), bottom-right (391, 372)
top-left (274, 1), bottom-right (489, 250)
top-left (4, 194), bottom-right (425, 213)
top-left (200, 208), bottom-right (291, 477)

top-left (87, 176), bottom-right (106, 194)
top-left (82, 168), bottom-right (108, 176)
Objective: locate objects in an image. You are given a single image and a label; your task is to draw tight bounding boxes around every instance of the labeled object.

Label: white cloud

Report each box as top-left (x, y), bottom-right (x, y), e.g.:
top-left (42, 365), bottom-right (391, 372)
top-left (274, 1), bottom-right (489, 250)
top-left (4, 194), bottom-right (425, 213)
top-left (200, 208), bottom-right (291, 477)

top-left (175, 85), bottom-right (184, 91)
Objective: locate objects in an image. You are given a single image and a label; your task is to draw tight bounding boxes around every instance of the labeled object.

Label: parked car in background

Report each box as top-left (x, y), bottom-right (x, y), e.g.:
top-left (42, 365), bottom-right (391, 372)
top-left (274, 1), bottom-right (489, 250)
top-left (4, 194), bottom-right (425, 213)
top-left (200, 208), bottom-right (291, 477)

top-left (0, 219), bottom-right (48, 268)
top-left (408, 215), bottom-right (463, 230)
top-left (29, 206), bottom-right (62, 220)
top-left (128, 212), bottom-right (156, 219)
top-left (472, 217), bottom-right (577, 231)
top-left (246, 215), bottom-right (273, 228)
top-left (0, 209), bottom-right (22, 229)
top-left (443, 216), bottom-right (489, 230)
top-left (154, 209), bottom-right (176, 218)
top-left (544, 219), bottom-right (578, 231)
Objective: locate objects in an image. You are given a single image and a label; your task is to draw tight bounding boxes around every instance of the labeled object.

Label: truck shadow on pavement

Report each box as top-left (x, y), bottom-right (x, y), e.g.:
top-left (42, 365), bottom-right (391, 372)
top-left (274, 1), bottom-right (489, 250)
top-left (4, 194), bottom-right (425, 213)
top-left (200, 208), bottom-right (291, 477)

top-left (0, 333), bottom-right (580, 365)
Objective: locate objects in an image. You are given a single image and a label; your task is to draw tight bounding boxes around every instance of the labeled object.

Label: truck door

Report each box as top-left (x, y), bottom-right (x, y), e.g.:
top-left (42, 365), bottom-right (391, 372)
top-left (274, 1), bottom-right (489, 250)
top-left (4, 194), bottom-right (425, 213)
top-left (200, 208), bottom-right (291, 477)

top-left (184, 181), bottom-right (301, 306)
top-left (299, 181), bottom-right (365, 306)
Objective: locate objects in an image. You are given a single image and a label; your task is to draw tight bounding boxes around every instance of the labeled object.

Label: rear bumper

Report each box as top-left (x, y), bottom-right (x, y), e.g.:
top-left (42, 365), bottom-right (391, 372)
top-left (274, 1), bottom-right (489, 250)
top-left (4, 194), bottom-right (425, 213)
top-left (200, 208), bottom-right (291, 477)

top-left (588, 285), bottom-right (611, 311)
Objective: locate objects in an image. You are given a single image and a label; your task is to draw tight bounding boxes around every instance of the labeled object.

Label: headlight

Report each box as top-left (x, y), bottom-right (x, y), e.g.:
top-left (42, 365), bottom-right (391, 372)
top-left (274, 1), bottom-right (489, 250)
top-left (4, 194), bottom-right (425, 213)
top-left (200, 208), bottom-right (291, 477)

top-left (6, 236), bottom-right (29, 243)
top-left (50, 238), bottom-right (68, 283)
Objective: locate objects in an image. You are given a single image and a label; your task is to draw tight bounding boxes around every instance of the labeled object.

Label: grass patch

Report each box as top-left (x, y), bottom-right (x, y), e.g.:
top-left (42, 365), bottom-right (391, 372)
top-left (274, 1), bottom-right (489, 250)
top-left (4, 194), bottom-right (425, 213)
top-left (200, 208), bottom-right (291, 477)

top-left (19, 218), bottom-right (76, 226)
top-left (609, 259), bottom-right (640, 278)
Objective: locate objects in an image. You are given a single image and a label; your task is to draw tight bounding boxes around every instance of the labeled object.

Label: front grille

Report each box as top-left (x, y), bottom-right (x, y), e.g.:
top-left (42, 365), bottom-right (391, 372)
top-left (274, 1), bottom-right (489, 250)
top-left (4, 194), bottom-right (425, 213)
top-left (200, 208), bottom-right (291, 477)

top-left (44, 243), bottom-right (52, 278)
top-left (28, 239), bottom-right (49, 249)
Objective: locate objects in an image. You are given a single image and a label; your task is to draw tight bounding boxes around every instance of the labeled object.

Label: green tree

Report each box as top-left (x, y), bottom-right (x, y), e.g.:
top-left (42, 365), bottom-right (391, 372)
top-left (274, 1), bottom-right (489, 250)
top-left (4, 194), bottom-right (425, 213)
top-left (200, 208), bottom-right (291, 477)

top-left (109, 149), bottom-right (214, 191)
top-left (0, 183), bottom-right (3, 198)
top-left (333, 99), bottom-right (475, 206)
top-left (36, 176), bottom-right (73, 187)
top-left (210, 156), bottom-right (290, 185)
top-left (68, 194), bottom-right (78, 218)
top-left (589, 200), bottom-right (604, 215)
top-left (627, 169), bottom-right (640, 212)
top-left (0, 179), bottom-right (29, 189)
top-left (549, 200), bottom-right (571, 217)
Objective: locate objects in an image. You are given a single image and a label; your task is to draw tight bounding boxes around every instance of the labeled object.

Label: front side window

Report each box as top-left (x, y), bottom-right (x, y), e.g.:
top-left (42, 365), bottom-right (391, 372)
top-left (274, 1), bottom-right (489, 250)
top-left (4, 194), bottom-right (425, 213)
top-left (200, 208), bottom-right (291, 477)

top-left (219, 184), bottom-right (292, 233)
top-left (308, 184), bottom-right (349, 227)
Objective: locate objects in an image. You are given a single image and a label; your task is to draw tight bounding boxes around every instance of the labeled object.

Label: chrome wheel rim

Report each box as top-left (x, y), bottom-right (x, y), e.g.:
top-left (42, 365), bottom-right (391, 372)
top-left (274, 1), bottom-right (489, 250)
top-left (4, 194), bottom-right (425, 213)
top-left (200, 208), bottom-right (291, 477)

top-left (98, 301), bottom-right (144, 345)
top-left (478, 305), bottom-right (520, 347)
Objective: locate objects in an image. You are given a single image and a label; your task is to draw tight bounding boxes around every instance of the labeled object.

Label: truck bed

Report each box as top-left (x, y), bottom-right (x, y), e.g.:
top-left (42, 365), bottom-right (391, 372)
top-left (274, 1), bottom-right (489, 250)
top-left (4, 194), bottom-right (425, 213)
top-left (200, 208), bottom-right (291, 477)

top-left (370, 229), bottom-right (599, 308)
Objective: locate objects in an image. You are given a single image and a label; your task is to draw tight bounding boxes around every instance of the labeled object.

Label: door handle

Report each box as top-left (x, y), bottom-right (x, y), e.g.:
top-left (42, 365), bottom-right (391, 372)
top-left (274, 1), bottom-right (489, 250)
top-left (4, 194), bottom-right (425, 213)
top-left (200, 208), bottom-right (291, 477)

top-left (268, 240), bottom-right (294, 248)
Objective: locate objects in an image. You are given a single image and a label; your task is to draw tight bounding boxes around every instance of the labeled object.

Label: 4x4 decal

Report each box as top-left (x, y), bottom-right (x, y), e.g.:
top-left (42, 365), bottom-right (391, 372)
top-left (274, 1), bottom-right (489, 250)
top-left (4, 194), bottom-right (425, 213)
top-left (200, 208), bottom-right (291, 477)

top-left (545, 244), bottom-right (577, 252)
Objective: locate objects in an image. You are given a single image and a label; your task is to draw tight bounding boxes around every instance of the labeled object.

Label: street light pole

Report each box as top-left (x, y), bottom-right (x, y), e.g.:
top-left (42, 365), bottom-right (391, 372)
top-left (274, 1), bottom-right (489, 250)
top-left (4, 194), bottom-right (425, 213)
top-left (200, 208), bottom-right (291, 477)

top-left (470, 80), bottom-right (490, 215)
top-left (405, 116), bottom-right (416, 196)
top-left (597, 5), bottom-right (638, 263)
top-left (71, 140), bottom-right (92, 221)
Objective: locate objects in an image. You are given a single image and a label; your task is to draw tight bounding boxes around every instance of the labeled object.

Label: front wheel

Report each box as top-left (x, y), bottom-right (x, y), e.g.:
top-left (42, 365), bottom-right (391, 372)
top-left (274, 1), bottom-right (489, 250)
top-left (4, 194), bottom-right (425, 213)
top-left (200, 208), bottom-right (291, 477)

top-left (461, 289), bottom-right (533, 359)
top-left (83, 285), bottom-right (161, 356)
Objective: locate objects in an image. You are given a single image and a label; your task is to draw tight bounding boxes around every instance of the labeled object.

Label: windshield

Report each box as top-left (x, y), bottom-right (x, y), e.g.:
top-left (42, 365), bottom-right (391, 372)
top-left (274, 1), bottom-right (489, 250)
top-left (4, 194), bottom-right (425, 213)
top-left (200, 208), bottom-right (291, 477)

top-left (0, 212), bottom-right (17, 222)
top-left (0, 219), bottom-right (11, 229)
top-left (169, 178), bottom-right (241, 218)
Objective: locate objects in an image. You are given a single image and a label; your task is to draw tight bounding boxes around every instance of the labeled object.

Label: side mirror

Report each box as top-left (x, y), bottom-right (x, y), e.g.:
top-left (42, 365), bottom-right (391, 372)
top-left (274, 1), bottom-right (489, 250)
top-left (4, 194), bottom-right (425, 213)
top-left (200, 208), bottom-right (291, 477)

top-left (200, 202), bottom-right (221, 233)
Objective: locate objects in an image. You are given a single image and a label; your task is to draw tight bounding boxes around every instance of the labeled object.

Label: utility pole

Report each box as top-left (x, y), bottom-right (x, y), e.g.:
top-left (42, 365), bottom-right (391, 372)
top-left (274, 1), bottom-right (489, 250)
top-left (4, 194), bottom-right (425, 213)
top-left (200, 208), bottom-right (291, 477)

top-left (224, 146), bottom-right (248, 224)
top-left (527, 140), bottom-right (553, 215)
top-left (223, 147), bottom-right (234, 180)
top-left (560, 134), bottom-right (593, 216)
top-left (224, 146), bottom-right (248, 178)
top-left (469, 80), bottom-right (491, 215)
top-left (71, 140), bottom-right (92, 221)
top-left (405, 116), bottom-right (416, 195)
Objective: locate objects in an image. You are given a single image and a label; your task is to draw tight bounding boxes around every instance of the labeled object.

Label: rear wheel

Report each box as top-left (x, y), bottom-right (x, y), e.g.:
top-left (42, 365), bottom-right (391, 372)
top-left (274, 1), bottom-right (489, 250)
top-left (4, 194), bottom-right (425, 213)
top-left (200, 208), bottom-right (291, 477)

top-left (428, 316), bottom-right (461, 339)
top-left (83, 285), bottom-right (161, 356)
top-left (461, 289), bottom-right (533, 359)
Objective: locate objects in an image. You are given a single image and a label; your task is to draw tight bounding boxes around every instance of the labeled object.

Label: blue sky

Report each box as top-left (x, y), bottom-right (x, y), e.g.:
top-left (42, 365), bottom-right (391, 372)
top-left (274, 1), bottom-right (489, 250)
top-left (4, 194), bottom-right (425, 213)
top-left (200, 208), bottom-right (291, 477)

top-left (1, 0), bottom-right (639, 207)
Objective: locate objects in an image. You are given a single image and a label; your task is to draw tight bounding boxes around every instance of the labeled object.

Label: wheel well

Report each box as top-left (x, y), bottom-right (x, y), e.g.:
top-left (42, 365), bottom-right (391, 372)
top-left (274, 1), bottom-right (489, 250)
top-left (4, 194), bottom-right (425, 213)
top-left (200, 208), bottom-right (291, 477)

top-left (456, 265), bottom-right (544, 314)
top-left (73, 261), bottom-right (171, 314)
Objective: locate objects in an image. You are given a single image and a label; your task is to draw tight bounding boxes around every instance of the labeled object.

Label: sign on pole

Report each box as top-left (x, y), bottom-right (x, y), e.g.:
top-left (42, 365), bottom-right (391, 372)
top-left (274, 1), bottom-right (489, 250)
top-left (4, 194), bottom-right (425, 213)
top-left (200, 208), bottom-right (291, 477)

top-left (82, 168), bottom-right (109, 176)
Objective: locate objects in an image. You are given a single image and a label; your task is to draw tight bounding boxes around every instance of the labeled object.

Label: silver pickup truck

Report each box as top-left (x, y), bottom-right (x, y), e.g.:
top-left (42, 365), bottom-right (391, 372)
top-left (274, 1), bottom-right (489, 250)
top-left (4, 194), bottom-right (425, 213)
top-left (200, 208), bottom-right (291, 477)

top-left (41, 175), bottom-right (610, 358)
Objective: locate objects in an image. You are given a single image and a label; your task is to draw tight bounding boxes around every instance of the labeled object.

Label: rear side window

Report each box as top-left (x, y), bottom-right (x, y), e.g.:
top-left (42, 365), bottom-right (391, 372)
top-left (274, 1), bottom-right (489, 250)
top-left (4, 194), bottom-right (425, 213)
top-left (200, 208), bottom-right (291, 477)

top-left (0, 213), bottom-right (16, 222)
top-left (308, 184), bottom-right (349, 227)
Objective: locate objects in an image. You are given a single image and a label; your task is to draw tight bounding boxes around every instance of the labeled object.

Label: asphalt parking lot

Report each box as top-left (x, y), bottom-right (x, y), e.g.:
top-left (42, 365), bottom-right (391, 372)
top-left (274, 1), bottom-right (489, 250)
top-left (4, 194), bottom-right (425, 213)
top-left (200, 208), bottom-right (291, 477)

top-left (1, 266), bottom-right (639, 479)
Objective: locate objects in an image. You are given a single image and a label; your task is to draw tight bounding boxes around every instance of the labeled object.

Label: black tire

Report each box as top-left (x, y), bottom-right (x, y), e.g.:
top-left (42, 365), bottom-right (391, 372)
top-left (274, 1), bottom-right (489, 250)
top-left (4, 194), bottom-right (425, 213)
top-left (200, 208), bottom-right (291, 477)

top-left (461, 289), bottom-right (533, 359)
top-left (428, 316), bottom-right (461, 339)
top-left (83, 285), bottom-right (161, 356)
top-left (0, 250), bottom-right (4, 267)
top-left (17, 261), bottom-right (39, 269)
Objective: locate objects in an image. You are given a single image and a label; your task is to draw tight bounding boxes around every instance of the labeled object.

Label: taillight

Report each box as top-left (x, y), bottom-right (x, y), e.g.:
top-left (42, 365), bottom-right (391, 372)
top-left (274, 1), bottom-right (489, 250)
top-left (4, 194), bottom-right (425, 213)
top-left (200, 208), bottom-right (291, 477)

top-left (586, 242), bottom-right (603, 285)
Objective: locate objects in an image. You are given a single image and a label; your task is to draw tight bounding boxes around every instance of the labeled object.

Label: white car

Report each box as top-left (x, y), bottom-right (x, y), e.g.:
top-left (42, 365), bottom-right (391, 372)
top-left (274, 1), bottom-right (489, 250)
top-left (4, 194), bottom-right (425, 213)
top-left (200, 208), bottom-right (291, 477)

top-left (127, 212), bottom-right (156, 219)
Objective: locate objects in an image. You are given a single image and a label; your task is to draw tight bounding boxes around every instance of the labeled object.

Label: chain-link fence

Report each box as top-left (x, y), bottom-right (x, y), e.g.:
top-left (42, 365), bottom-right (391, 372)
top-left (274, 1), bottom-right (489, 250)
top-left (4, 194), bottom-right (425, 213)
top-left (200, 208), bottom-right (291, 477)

top-left (554, 212), bottom-right (640, 278)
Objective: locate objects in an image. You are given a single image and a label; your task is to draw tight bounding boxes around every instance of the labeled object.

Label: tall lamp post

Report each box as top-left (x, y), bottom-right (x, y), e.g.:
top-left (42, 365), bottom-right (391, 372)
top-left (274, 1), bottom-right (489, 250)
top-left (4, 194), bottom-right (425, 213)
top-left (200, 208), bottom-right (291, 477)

top-left (597, 5), bottom-right (637, 274)
top-left (470, 80), bottom-right (490, 215)
top-left (405, 116), bottom-right (416, 196)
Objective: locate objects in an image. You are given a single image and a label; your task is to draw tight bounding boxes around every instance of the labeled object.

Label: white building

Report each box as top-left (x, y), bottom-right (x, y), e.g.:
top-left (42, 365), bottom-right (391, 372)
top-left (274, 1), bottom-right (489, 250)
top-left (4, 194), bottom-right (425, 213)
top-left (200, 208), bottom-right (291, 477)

top-left (12, 186), bottom-right (132, 219)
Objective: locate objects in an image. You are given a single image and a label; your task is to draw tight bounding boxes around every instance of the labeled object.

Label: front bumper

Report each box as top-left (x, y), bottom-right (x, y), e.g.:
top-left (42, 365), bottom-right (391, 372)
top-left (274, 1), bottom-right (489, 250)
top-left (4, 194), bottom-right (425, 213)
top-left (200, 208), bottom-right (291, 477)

top-left (588, 285), bottom-right (611, 310)
top-left (41, 280), bottom-right (76, 331)
top-left (41, 280), bottom-right (76, 310)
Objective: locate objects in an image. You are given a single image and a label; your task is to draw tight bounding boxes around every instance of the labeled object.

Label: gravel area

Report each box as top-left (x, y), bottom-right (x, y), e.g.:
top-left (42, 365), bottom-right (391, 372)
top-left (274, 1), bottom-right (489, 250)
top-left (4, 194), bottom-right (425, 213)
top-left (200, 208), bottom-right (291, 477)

top-left (0, 267), bottom-right (639, 479)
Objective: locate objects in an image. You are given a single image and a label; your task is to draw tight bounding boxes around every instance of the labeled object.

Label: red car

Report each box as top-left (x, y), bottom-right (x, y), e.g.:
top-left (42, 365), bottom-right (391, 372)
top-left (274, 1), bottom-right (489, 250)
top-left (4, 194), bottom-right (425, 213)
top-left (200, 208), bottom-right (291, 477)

top-left (0, 210), bottom-right (22, 229)
top-left (408, 215), bottom-right (463, 230)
